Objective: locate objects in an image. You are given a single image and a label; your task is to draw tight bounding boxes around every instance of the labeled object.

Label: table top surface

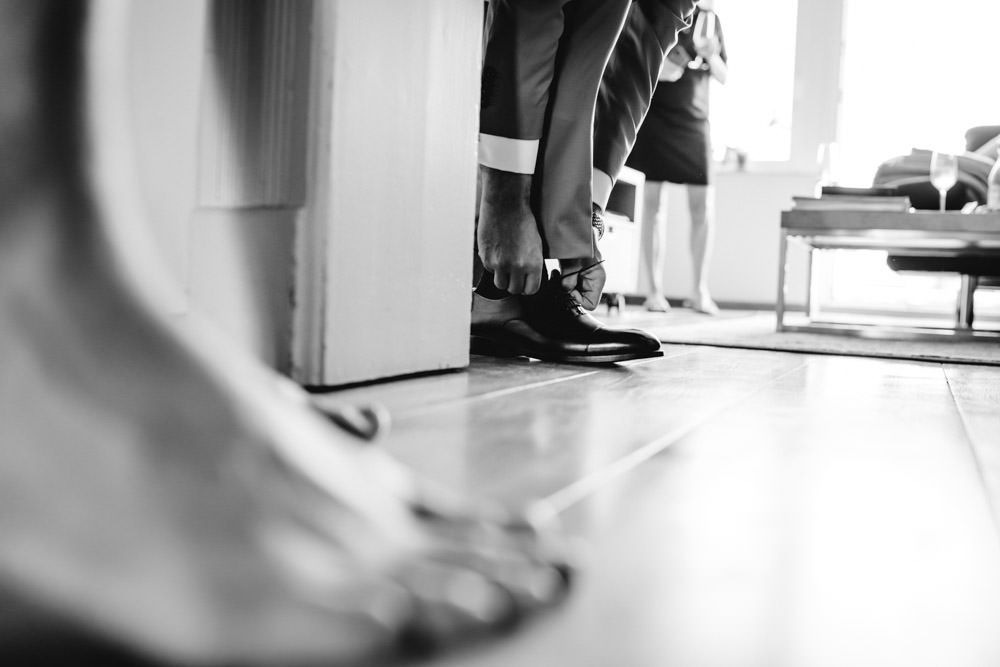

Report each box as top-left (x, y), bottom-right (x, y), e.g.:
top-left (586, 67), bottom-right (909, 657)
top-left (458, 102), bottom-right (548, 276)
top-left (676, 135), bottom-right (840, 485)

top-left (781, 209), bottom-right (1000, 234)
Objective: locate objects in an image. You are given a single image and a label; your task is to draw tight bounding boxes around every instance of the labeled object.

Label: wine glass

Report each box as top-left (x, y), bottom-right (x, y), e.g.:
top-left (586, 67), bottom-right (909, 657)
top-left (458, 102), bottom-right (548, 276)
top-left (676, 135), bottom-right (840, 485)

top-left (930, 151), bottom-right (958, 212)
top-left (690, 10), bottom-right (717, 68)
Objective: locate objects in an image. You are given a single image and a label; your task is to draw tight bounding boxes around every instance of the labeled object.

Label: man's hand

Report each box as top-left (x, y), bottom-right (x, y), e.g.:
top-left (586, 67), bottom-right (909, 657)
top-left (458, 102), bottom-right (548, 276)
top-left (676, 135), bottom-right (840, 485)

top-left (559, 253), bottom-right (606, 311)
top-left (477, 167), bottom-right (545, 295)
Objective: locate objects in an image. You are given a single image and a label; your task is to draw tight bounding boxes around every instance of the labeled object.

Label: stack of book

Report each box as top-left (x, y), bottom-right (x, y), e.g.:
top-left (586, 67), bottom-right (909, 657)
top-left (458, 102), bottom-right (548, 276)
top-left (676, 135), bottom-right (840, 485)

top-left (792, 186), bottom-right (912, 211)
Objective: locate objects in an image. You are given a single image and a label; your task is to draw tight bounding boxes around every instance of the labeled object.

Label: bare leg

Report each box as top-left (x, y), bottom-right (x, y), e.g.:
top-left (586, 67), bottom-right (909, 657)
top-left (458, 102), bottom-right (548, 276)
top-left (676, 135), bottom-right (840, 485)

top-left (687, 184), bottom-right (719, 315)
top-left (0, 2), bottom-right (569, 664)
top-left (639, 181), bottom-right (670, 312)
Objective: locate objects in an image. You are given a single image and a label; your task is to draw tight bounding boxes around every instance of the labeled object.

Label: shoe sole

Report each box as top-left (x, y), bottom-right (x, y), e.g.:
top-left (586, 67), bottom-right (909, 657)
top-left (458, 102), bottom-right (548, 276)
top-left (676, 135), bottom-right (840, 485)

top-left (470, 335), bottom-right (663, 365)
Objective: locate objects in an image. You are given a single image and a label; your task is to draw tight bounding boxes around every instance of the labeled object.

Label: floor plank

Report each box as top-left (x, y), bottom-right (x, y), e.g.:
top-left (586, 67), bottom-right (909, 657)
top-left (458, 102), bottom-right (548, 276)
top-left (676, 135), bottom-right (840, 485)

top-left (379, 346), bottom-right (808, 507)
top-left (945, 363), bottom-right (1000, 531)
top-left (411, 354), bottom-right (1000, 667)
top-left (312, 346), bottom-right (697, 418)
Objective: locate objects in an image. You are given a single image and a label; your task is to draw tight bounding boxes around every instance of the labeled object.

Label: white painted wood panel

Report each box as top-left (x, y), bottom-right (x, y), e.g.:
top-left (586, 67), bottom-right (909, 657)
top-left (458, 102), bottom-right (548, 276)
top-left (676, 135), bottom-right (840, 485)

top-left (294, 0), bottom-right (482, 385)
top-left (199, 0), bottom-right (311, 208)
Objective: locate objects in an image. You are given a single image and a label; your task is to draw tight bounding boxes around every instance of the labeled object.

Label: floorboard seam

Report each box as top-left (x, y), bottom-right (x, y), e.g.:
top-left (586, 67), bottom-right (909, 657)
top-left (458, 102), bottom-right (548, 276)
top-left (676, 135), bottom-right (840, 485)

top-left (393, 347), bottom-right (700, 419)
top-left (523, 358), bottom-right (812, 517)
top-left (942, 364), bottom-right (1000, 546)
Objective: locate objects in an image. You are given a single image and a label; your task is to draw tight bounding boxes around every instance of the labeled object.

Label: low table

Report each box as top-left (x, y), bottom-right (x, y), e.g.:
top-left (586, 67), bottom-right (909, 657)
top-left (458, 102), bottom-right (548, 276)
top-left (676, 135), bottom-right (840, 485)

top-left (777, 209), bottom-right (1000, 339)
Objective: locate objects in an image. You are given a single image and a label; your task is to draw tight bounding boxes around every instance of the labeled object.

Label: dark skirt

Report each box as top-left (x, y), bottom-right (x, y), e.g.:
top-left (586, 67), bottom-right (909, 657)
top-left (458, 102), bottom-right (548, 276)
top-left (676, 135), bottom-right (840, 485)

top-left (626, 114), bottom-right (712, 185)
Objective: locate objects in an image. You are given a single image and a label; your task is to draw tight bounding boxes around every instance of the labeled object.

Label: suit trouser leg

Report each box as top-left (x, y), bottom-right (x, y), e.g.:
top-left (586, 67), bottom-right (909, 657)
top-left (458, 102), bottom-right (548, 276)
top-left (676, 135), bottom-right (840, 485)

top-left (479, 0), bottom-right (568, 176)
top-left (534, 0), bottom-right (631, 260)
top-left (592, 0), bottom-right (696, 208)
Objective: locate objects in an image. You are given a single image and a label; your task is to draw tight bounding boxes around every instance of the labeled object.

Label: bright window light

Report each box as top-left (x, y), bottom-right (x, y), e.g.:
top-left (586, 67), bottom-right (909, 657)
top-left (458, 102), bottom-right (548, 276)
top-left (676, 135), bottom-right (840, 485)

top-left (819, 0), bottom-right (1000, 319)
top-left (710, 0), bottom-right (798, 163)
top-left (838, 0), bottom-right (1000, 185)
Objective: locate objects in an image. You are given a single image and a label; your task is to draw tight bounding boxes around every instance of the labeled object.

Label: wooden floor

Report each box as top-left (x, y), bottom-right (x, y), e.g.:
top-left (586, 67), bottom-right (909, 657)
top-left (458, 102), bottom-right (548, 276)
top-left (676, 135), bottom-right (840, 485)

top-left (318, 335), bottom-right (1000, 667)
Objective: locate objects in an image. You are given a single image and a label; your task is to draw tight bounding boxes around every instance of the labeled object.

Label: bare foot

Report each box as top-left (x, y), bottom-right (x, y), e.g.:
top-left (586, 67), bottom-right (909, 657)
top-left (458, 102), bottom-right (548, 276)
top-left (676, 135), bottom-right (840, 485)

top-left (643, 294), bottom-right (672, 313)
top-left (1, 211), bottom-right (571, 665)
top-left (0, 3), bottom-right (570, 663)
top-left (305, 394), bottom-right (392, 443)
top-left (690, 292), bottom-right (720, 316)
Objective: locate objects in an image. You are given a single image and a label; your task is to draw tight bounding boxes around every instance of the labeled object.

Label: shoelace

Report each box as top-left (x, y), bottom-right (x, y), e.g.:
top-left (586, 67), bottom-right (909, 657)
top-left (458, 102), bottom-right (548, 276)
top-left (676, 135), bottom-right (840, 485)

top-left (527, 263), bottom-right (605, 316)
top-left (558, 291), bottom-right (586, 316)
top-left (539, 276), bottom-right (588, 316)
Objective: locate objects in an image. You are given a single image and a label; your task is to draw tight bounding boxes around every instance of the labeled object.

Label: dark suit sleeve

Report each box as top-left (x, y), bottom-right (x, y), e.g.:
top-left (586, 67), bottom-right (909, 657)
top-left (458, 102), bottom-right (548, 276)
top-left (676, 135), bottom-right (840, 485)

top-left (479, 0), bottom-right (566, 174)
top-left (592, 0), bottom-right (697, 190)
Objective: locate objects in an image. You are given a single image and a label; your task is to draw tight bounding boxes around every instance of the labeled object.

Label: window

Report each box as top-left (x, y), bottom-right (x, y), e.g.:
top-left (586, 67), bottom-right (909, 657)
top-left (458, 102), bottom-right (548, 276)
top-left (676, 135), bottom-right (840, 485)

top-left (710, 0), bottom-right (799, 163)
top-left (817, 0), bottom-right (1000, 321)
top-left (838, 0), bottom-right (1000, 185)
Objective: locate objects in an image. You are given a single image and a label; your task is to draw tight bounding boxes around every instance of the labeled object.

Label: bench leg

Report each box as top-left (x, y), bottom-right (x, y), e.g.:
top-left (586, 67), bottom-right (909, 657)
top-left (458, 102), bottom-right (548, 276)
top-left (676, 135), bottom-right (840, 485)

top-left (776, 233), bottom-right (789, 331)
top-left (805, 248), bottom-right (818, 320)
top-left (957, 274), bottom-right (977, 329)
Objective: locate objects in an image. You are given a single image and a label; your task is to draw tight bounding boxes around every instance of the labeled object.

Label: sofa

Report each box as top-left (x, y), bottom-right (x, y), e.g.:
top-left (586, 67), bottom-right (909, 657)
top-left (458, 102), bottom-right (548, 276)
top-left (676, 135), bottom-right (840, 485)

top-left (876, 125), bottom-right (1000, 328)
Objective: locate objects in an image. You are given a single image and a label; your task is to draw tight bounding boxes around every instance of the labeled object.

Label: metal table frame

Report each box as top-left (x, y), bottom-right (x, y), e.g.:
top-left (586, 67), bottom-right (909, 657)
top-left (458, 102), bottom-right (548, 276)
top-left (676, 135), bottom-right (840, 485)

top-left (776, 210), bottom-right (1000, 340)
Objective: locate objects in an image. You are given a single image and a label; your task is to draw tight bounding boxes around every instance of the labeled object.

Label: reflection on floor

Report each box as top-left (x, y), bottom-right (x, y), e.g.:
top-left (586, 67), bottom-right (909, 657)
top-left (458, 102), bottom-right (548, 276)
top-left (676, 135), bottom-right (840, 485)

top-left (316, 334), bottom-right (1000, 667)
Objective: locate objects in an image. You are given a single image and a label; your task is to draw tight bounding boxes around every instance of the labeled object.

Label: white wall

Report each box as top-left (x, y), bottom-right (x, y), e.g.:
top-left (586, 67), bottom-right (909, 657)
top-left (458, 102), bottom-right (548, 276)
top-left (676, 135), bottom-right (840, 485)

top-left (126, 0), bottom-right (205, 314)
top-left (656, 171), bottom-right (817, 307)
top-left (187, 208), bottom-right (297, 370)
top-left (126, 1), bottom-right (306, 372)
top-left (127, 0), bottom-right (482, 384)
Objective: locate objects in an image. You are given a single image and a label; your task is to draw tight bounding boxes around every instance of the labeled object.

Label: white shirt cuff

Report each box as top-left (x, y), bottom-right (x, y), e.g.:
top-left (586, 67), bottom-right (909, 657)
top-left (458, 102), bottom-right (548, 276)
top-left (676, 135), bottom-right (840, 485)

top-left (592, 168), bottom-right (614, 210)
top-left (478, 134), bottom-right (539, 174)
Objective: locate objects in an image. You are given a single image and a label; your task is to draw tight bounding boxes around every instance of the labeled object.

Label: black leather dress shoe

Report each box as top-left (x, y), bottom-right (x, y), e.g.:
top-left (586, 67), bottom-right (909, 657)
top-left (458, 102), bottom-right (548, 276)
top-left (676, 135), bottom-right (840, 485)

top-left (471, 271), bottom-right (662, 364)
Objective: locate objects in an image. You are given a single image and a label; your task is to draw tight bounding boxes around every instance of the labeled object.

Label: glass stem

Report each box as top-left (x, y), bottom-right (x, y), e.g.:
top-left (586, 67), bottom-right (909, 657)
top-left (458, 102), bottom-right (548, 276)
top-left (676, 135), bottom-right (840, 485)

top-left (940, 190), bottom-right (947, 212)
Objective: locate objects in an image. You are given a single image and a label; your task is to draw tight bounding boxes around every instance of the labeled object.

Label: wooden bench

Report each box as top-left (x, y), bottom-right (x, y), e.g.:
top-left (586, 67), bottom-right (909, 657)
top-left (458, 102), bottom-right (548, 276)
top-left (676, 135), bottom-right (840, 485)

top-left (777, 209), bottom-right (1000, 339)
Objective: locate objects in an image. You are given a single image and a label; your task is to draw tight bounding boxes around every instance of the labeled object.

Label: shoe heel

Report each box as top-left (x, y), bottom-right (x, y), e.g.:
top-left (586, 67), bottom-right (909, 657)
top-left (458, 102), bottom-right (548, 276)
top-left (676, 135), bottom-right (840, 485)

top-left (470, 335), bottom-right (521, 358)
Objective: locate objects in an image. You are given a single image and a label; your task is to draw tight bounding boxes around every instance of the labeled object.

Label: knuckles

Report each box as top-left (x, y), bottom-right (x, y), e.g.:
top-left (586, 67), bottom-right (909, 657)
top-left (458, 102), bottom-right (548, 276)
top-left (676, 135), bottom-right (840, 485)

top-left (481, 254), bottom-right (542, 275)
